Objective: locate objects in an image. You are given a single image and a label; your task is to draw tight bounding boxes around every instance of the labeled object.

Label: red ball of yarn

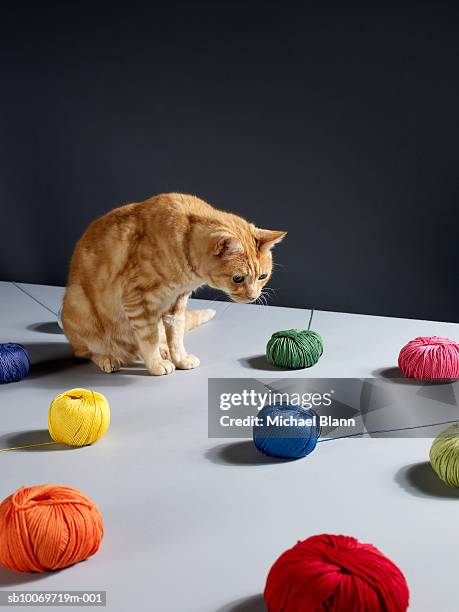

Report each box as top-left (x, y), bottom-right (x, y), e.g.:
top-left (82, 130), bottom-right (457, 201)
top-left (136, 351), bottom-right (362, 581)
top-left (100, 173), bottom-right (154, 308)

top-left (398, 336), bottom-right (459, 379)
top-left (264, 534), bottom-right (409, 612)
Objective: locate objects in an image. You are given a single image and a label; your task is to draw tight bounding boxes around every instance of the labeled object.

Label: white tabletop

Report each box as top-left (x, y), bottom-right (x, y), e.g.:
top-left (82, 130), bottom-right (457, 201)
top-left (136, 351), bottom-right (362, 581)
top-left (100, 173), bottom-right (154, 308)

top-left (0, 281), bottom-right (458, 611)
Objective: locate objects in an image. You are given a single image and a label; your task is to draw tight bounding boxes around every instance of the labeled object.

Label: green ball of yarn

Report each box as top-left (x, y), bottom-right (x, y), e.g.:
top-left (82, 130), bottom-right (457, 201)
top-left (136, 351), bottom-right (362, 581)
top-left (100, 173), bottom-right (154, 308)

top-left (429, 424), bottom-right (459, 487)
top-left (266, 329), bottom-right (323, 369)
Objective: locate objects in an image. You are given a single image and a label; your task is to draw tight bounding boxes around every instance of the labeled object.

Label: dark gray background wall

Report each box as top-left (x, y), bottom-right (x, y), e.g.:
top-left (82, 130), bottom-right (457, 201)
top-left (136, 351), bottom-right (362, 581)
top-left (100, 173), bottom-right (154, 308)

top-left (1, 1), bottom-right (458, 322)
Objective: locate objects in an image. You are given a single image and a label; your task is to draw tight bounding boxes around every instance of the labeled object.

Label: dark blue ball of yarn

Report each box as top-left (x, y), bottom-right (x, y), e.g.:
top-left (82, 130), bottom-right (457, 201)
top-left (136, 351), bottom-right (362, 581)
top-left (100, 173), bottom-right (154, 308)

top-left (0, 343), bottom-right (30, 383)
top-left (253, 405), bottom-right (321, 459)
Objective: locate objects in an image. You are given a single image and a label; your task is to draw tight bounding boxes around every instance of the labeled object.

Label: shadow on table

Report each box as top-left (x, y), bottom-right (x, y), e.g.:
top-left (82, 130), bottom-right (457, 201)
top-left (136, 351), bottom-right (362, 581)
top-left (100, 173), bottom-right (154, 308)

top-left (395, 462), bottom-right (459, 499)
top-left (27, 321), bottom-right (63, 335)
top-left (23, 341), bottom-right (89, 385)
top-left (0, 567), bottom-right (49, 587)
top-left (0, 430), bottom-right (72, 452)
top-left (372, 367), bottom-right (455, 386)
top-left (116, 367), bottom-right (151, 377)
top-left (238, 354), bottom-right (291, 371)
top-left (23, 342), bottom-right (77, 378)
top-left (206, 441), bottom-right (294, 466)
top-left (19, 342), bottom-right (137, 388)
top-left (215, 594), bottom-right (266, 612)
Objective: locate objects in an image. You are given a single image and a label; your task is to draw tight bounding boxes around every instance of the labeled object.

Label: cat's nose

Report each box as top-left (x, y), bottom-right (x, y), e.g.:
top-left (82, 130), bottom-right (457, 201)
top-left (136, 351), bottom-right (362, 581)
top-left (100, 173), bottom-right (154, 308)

top-left (247, 293), bottom-right (258, 302)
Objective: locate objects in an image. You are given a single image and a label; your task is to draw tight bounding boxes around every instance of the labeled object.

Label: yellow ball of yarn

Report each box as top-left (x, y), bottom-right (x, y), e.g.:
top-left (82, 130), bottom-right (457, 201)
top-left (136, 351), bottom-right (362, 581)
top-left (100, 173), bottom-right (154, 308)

top-left (48, 388), bottom-right (110, 447)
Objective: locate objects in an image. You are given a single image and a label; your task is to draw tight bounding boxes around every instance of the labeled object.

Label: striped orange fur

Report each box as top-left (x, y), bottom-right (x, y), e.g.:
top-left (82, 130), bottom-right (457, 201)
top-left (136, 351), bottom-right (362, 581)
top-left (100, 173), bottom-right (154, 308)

top-left (62, 193), bottom-right (286, 375)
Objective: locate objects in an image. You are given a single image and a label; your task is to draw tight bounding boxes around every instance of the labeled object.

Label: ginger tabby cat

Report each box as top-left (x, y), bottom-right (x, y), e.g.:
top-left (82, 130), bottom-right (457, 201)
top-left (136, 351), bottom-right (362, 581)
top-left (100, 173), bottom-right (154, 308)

top-left (62, 193), bottom-right (286, 375)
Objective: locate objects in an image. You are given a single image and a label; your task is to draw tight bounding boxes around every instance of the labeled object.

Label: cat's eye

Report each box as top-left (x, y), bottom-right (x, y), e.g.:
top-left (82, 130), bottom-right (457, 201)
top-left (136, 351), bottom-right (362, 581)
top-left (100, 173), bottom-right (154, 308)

top-left (258, 273), bottom-right (268, 280)
top-left (232, 275), bottom-right (245, 284)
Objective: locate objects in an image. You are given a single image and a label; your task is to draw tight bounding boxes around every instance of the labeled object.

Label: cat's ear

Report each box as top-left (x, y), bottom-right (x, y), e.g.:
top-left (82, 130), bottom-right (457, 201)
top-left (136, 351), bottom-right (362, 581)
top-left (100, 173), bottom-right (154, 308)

top-left (255, 229), bottom-right (287, 251)
top-left (212, 233), bottom-right (244, 257)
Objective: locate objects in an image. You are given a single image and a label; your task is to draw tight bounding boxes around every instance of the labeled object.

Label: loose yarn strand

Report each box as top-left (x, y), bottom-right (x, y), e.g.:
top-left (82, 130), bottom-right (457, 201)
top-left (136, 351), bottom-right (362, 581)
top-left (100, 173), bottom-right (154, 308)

top-left (307, 308), bottom-right (314, 331)
top-left (317, 418), bottom-right (459, 444)
top-left (0, 442), bottom-right (57, 452)
top-left (11, 282), bottom-right (58, 317)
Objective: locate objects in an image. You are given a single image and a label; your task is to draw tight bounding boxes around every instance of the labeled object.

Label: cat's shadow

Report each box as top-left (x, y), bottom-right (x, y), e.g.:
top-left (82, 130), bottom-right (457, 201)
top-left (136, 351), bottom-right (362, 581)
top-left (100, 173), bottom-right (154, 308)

top-left (18, 341), bottom-right (138, 388)
top-left (27, 322), bottom-right (63, 335)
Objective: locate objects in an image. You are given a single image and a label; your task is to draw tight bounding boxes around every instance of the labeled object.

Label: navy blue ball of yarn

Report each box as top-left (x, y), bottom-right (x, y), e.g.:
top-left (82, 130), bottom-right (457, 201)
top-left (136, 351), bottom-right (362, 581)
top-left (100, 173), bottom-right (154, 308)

top-left (253, 405), bottom-right (321, 459)
top-left (0, 343), bottom-right (30, 383)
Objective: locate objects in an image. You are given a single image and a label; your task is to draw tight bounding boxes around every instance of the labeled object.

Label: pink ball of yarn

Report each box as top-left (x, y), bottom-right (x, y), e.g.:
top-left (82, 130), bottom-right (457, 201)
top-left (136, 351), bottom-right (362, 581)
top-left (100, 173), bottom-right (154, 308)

top-left (398, 336), bottom-right (459, 379)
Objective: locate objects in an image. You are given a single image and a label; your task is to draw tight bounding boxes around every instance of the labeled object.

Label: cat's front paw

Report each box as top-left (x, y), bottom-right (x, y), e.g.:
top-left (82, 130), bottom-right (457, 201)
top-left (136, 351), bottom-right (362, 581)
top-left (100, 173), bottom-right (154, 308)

top-left (148, 358), bottom-right (176, 376)
top-left (92, 354), bottom-right (122, 373)
top-left (174, 354), bottom-right (200, 370)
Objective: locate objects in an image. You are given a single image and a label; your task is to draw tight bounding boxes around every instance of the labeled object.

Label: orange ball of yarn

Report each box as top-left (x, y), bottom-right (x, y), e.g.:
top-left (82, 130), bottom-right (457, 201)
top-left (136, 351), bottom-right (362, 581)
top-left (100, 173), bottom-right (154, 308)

top-left (0, 485), bottom-right (103, 573)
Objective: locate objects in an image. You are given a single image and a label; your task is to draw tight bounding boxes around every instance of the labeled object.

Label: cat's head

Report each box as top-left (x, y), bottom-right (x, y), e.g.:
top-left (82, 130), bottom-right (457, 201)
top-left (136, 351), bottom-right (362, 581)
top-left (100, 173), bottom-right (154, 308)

top-left (203, 226), bottom-right (287, 303)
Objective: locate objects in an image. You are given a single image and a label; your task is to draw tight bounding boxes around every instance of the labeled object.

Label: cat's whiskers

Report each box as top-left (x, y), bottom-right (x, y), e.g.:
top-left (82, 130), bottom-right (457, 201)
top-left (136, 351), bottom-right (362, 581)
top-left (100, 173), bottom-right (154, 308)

top-left (256, 290), bottom-right (269, 306)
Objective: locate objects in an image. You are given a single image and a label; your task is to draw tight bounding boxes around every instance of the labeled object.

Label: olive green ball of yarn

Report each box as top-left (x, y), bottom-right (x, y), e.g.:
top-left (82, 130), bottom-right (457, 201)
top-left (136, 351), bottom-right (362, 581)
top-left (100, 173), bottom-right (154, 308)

top-left (266, 329), bottom-right (323, 369)
top-left (429, 424), bottom-right (459, 487)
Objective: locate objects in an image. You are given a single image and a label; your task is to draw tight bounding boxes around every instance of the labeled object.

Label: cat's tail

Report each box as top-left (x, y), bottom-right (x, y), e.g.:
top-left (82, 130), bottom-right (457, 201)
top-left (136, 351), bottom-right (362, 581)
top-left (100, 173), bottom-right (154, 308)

top-left (185, 308), bottom-right (216, 331)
